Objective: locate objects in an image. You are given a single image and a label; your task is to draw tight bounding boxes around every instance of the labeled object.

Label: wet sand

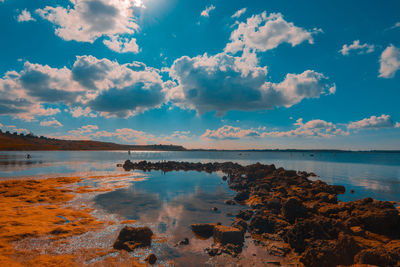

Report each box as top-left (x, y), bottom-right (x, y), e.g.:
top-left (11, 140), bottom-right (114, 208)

top-left (0, 174), bottom-right (152, 266)
top-left (1, 160), bottom-right (399, 267)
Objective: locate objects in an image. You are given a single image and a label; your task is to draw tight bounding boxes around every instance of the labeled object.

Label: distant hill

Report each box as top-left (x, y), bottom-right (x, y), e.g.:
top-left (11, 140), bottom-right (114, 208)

top-left (0, 131), bottom-right (186, 151)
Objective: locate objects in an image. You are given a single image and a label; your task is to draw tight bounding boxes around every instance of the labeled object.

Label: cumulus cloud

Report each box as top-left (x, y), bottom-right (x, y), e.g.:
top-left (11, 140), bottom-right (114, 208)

top-left (103, 36), bottom-right (139, 53)
top-left (379, 45), bottom-right (400, 78)
top-left (17, 9), bottom-right (36, 22)
top-left (200, 5), bottom-right (215, 17)
top-left (225, 12), bottom-right (321, 54)
top-left (202, 125), bottom-right (260, 140)
top-left (70, 107), bottom-right (97, 118)
top-left (91, 128), bottom-right (157, 143)
top-left (40, 118), bottom-right (63, 127)
top-left (347, 114), bottom-right (398, 130)
top-left (73, 56), bottom-right (165, 117)
top-left (202, 119), bottom-right (349, 140)
top-left (36, 0), bottom-right (139, 52)
top-left (167, 52), bottom-right (334, 115)
top-left (0, 55), bottom-right (166, 119)
top-left (231, 8), bottom-right (246, 19)
top-left (68, 124), bottom-right (98, 135)
top-left (265, 119), bottom-right (348, 138)
top-left (339, 40), bottom-right (375, 56)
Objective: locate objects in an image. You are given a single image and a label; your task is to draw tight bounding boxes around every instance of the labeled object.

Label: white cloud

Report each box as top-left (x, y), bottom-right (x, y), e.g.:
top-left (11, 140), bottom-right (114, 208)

top-left (0, 55), bottom-right (166, 119)
top-left (68, 124), bottom-right (98, 135)
top-left (231, 8), bottom-right (246, 19)
top-left (200, 5), bottom-right (215, 17)
top-left (202, 125), bottom-right (260, 140)
top-left (339, 40), bottom-right (374, 56)
top-left (168, 52), bottom-right (335, 115)
top-left (347, 114), bottom-right (398, 130)
top-left (225, 12), bottom-right (321, 54)
top-left (36, 0), bottom-right (139, 52)
top-left (91, 128), bottom-right (156, 144)
top-left (390, 22), bottom-right (400, 30)
top-left (70, 107), bottom-right (97, 117)
top-left (264, 119), bottom-right (348, 138)
top-left (17, 9), bottom-right (36, 22)
top-left (379, 45), bottom-right (400, 78)
top-left (103, 36), bottom-right (139, 53)
top-left (395, 122), bottom-right (400, 128)
top-left (40, 118), bottom-right (63, 127)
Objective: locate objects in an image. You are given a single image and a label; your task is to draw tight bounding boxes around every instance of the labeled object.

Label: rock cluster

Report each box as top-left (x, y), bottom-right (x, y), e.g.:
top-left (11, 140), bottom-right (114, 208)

top-left (122, 160), bottom-right (400, 266)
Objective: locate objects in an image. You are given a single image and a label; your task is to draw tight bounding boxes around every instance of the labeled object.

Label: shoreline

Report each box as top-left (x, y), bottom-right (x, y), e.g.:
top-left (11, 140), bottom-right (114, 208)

top-left (122, 160), bottom-right (400, 267)
top-left (0, 160), bottom-right (398, 266)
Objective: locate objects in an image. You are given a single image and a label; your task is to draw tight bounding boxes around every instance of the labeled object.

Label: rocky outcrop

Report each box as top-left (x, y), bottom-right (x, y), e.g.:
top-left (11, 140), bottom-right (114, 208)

top-left (122, 160), bottom-right (400, 266)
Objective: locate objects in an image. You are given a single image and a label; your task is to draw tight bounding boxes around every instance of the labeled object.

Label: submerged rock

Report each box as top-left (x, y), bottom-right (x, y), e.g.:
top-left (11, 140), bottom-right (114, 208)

top-left (119, 160), bottom-right (400, 265)
top-left (113, 226), bottom-right (153, 252)
top-left (191, 223), bottom-right (217, 238)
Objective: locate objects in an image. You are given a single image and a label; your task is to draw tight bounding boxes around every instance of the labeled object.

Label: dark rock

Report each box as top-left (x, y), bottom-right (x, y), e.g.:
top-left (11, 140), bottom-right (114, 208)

top-left (177, 237), bottom-right (189, 246)
top-left (191, 223), bottom-right (216, 238)
top-left (234, 191), bottom-right (250, 202)
top-left (355, 246), bottom-right (400, 267)
top-left (213, 225), bottom-right (244, 245)
top-left (144, 253), bottom-right (157, 264)
top-left (282, 197), bottom-right (307, 223)
top-left (300, 233), bottom-right (360, 267)
top-left (231, 218), bottom-right (247, 232)
top-left (236, 210), bottom-right (253, 221)
top-left (113, 226), bottom-right (153, 251)
top-left (224, 199), bottom-right (236, 205)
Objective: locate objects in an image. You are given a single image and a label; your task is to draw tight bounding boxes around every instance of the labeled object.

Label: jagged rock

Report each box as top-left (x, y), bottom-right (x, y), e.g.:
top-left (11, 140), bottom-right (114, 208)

top-left (231, 218), bottom-right (247, 232)
top-left (234, 191), bottom-right (250, 202)
top-left (213, 225), bottom-right (244, 245)
top-left (236, 210), bottom-right (253, 221)
top-left (282, 197), bottom-right (307, 223)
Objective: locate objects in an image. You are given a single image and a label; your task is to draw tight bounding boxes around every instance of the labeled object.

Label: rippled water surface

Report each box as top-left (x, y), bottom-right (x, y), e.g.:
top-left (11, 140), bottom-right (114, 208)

top-left (1, 150), bottom-right (399, 202)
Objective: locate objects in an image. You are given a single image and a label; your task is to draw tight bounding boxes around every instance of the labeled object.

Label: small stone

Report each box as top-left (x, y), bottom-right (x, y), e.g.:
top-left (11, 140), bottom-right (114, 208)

top-left (144, 253), bottom-right (157, 265)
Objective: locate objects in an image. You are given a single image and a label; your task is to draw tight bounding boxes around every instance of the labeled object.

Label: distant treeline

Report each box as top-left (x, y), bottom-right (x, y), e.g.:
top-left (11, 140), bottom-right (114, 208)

top-left (0, 130), bottom-right (186, 151)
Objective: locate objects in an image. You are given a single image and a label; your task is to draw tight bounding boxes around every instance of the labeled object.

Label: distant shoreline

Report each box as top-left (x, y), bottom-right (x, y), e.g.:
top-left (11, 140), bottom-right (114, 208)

top-left (1, 132), bottom-right (399, 152)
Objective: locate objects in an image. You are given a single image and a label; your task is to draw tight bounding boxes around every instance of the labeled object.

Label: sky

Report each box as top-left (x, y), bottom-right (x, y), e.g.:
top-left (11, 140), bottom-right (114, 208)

top-left (0, 0), bottom-right (399, 150)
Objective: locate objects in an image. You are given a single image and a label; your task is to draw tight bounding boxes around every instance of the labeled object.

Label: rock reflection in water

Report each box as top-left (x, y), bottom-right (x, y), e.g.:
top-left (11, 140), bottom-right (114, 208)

top-left (94, 170), bottom-right (246, 265)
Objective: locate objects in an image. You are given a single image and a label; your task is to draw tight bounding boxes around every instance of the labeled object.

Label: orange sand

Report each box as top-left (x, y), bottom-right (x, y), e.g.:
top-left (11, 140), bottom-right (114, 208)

top-left (0, 177), bottom-right (146, 266)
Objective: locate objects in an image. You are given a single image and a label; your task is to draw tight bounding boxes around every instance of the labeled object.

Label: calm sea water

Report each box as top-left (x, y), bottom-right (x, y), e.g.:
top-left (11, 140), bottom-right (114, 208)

top-left (0, 150), bottom-right (399, 203)
top-left (1, 150), bottom-right (399, 265)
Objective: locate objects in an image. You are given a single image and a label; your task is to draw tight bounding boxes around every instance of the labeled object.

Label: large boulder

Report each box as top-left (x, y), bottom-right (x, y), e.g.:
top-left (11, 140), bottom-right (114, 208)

top-left (113, 226), bottom-right (153, 251)
top-left (300, 233), bottom-right (360, 267)
top-left (213, 225), bottom-right (244, 245)
top-left (191, 223), bottom-right (217, 238)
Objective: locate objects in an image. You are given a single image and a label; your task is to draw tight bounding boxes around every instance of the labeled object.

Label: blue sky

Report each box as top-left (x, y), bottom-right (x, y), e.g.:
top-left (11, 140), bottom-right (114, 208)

top-left (0, 0), bottom-right (399, 149)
